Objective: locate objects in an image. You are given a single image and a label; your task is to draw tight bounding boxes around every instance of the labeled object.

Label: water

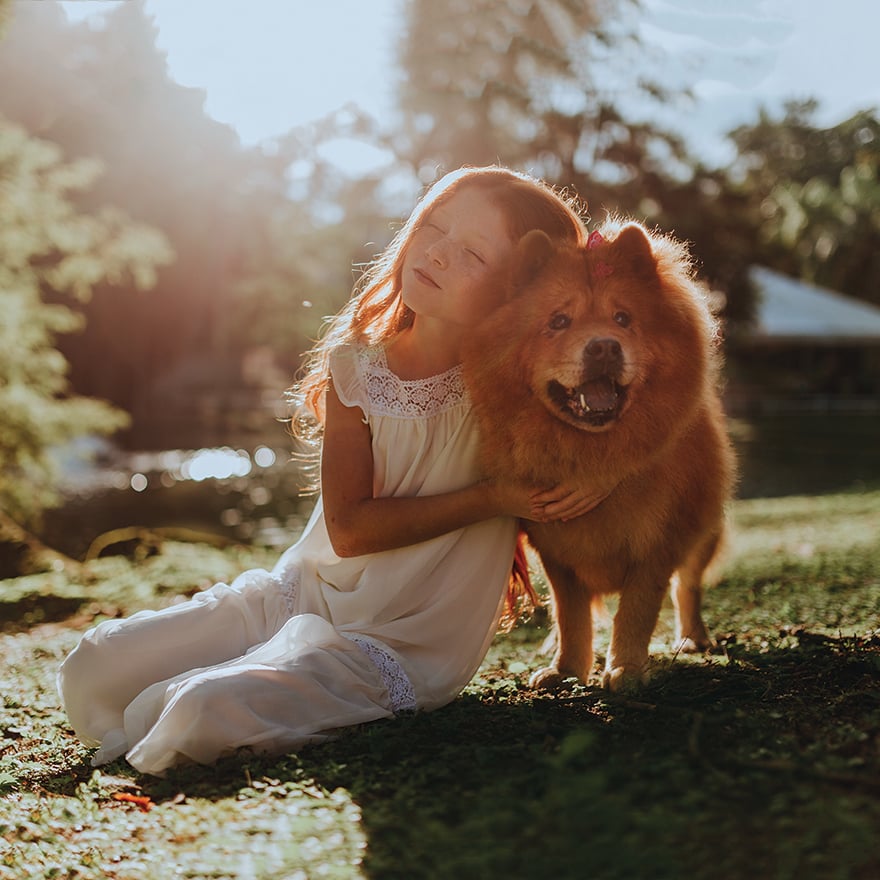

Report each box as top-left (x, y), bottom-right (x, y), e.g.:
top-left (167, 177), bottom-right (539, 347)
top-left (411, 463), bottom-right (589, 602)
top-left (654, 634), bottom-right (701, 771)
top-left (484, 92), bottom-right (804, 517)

top-left (731, 412), bottom-right (879, 499)
top-left (39, 414), bottom-right (878, 561)
top-left (41, 444), bottom-right (318, 560)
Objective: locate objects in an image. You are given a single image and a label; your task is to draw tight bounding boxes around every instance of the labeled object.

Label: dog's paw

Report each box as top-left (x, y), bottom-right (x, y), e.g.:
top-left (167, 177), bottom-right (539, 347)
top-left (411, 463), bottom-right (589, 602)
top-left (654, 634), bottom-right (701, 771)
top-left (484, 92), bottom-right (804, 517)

top-left (675, 625), bottom-right (714, 654)
top-left (528, 666), bottom-right (571, 691)
top-left (601, 664), bottom-right (650, 693)
top-left (675, 634), bottom-right (714, 654)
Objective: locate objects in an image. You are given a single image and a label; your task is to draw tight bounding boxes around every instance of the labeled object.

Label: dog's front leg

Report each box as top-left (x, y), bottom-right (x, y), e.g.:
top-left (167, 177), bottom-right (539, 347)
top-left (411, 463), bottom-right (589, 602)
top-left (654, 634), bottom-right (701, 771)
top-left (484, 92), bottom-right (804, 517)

top-left (529, 557), bottom-right (594, 690)
top-left (603, 571), bottom-right (668, 692)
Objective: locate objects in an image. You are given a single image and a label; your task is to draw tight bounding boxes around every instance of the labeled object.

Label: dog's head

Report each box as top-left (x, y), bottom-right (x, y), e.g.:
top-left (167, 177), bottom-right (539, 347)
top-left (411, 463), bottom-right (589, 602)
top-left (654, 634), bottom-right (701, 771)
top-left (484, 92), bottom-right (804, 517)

top-left (499, 221), bottom-right (718, 434)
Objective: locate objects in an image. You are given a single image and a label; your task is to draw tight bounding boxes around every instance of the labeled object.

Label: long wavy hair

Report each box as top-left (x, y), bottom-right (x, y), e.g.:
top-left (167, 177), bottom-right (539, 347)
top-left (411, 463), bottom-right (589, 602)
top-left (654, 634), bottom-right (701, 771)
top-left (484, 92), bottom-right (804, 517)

top-left (290, 165), bottom-right (588, 439)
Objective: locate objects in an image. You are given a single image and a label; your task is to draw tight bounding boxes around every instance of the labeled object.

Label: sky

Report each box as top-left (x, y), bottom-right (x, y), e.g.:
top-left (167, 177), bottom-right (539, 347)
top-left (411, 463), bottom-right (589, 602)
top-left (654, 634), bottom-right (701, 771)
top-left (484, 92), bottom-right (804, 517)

top-left (59, 0), bottom-right (880, 168)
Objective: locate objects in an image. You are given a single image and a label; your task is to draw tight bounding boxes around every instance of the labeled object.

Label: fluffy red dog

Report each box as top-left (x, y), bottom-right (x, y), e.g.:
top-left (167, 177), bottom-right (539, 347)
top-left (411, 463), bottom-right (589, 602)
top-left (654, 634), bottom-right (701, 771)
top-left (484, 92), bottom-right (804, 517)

top-left (463, 220), bottom-right (736, 691)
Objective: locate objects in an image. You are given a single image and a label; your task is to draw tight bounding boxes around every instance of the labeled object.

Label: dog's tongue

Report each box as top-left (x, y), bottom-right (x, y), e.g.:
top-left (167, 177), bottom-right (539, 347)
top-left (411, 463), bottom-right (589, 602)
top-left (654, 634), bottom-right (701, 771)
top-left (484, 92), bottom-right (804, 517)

top-left (578, 376), bottom-right (618, 412)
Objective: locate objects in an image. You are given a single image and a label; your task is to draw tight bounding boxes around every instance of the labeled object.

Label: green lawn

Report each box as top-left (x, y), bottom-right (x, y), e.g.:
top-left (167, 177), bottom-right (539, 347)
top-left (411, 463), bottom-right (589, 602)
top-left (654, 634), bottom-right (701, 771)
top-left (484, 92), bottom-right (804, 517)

top-left (2, 489), bottom-right (878, 880)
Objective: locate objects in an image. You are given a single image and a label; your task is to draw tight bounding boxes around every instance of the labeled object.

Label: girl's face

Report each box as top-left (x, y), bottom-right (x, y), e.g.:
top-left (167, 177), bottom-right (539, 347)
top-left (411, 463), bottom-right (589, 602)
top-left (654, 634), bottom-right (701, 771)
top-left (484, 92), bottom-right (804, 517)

top-left (400, 187), bottom-right (514, 329)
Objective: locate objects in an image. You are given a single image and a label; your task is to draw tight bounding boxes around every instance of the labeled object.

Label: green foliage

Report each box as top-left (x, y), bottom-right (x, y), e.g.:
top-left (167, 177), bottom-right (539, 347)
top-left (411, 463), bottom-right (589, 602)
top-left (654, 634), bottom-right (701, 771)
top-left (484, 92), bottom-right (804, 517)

top-left (0, 491), bottom-right (878, 879)
top-left (729, 101), bottom-right (880, 306)
top-left (230, 175), bottom-right (391, 361)
top-left (0, 118), bottom-right (172, 522)
top-left (0, 1), bottom-right (314, 429)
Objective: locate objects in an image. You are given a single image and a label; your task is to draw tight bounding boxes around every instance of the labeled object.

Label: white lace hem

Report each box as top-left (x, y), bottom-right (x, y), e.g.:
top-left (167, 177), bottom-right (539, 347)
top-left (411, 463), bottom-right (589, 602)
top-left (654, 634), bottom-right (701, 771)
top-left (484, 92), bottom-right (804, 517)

top-left (275, 567), bottom-right (416, 714)
top-left (343, 633), bottom-right (418, 714)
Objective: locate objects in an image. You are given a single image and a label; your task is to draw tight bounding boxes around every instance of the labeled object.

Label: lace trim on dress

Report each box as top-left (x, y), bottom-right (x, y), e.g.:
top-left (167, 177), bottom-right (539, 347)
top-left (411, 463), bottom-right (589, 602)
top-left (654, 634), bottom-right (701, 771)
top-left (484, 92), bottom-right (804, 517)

top-left (343, 633), bottom-right (418, 714)
top-left (275, 561), bottom-right (301, 615)
top-left (358, 345), bottom-right (467, 420)
top-left (273, 561), bottom-right (417, 714)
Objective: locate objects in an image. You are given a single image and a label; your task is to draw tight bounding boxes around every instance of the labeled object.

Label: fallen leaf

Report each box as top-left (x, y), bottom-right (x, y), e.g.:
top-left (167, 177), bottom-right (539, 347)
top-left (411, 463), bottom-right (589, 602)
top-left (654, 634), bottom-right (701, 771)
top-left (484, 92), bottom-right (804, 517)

top-left (112, 792), bottom-right (153, 812)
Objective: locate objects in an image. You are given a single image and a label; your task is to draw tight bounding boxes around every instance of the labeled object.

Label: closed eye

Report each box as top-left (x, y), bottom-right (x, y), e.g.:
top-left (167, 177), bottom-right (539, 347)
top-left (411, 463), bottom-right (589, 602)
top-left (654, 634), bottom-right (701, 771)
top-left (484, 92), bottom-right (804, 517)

top-left (466, 248), bottom-right (485, 264)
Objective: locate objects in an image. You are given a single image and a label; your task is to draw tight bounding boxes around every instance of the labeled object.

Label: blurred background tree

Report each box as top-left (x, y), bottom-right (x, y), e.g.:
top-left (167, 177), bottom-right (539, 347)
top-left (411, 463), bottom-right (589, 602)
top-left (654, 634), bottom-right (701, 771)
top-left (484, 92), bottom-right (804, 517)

top-left (0, 0), bottom-right (274, 433)
top-left (392, 0), bottom-right (693, 190)
top-left (0, 117), bottom-right (171, 526)
top-left (0, 0), bottom-right (396, 445)
top-left (728, 101), bottom-right (880, 306)
top-left (393, 0), bottom-right (604, 174)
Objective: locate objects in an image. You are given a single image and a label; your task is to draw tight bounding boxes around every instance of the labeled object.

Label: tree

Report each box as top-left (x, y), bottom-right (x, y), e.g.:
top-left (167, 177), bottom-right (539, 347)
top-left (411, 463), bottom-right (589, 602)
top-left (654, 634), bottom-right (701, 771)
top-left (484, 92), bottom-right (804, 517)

top-left (0, 1), bottom-right (409, 447)
top-left (0, 118), bottom-right (172, 527)
top-left (393, 0), bottom-right (607, 174)
top-left (390, 0), bottom-right (694, 192)
top-left (728, 101), bottom-right (880, 306)
top-left (0, 1), bottom-right (284, 437)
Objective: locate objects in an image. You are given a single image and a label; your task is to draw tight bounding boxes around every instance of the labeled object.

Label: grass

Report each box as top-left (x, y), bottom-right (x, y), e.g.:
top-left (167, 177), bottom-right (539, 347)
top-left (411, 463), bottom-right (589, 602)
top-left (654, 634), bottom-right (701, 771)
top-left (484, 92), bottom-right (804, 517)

top-left (1, 489), bottom-right (879, 880)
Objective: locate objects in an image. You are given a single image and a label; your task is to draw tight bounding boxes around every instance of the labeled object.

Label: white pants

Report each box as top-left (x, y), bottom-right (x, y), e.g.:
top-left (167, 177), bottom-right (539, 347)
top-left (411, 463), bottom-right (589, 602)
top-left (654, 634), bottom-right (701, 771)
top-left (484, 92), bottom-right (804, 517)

top-left (57, 569), bottom-right (394, 775)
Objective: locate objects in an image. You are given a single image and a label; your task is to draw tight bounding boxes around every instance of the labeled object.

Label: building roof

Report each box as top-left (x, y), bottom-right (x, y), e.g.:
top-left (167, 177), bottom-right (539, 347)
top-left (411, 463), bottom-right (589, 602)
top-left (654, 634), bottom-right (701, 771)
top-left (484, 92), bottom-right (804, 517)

top-left (746, 266), bottom-right (880, 345)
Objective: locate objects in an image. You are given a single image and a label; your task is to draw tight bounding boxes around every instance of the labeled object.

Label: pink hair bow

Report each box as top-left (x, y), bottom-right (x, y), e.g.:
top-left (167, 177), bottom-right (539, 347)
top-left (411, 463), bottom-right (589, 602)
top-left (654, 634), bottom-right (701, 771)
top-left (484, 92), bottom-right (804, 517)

top-left (587, 230), bottom-right (613, 276)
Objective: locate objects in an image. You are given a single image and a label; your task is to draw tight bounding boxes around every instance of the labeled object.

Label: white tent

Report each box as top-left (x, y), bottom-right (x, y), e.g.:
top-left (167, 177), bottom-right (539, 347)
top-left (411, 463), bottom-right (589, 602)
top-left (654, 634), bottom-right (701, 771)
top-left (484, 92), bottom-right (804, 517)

top-left (746, 267), bottom-right (880, 345)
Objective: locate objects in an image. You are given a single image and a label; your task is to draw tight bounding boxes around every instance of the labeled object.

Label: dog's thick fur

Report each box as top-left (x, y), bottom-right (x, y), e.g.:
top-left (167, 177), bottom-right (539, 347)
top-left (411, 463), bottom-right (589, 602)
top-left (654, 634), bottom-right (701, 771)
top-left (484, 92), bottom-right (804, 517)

top-left (462, 220), bottom-right (736, 691)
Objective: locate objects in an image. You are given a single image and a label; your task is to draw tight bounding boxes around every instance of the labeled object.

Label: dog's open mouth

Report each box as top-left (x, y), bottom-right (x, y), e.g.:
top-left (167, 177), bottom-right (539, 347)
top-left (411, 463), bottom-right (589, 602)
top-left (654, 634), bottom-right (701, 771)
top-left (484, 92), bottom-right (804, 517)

top-left (547, 376), bottom-right (627, 427)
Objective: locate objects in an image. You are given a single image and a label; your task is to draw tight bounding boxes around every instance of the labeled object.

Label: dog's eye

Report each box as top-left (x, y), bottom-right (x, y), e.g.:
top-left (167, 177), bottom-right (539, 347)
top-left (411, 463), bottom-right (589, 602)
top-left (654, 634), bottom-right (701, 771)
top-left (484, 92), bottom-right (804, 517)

top-left (613, 310), bottom-right (631, 328)
top-left (548, 313), bottom-right (572, 331)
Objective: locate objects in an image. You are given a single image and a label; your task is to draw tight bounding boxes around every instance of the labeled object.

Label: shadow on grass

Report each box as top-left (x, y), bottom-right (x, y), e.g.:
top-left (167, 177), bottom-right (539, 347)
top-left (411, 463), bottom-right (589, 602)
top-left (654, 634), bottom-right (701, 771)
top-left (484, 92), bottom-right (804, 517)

top-left (0, 594), bottom-right (88, 633)
top-left (43, 631), bottom-right (880, 880)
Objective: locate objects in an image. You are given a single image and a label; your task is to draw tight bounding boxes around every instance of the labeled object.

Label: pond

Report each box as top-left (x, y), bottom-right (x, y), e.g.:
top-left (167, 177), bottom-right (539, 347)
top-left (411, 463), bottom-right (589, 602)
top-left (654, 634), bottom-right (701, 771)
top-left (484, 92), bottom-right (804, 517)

top-left (39, 413), bottom-right (879, 561)
top-left (41, 441), bottom-right (317, 560)
top-left (731, 411), bottom-right (879, 498)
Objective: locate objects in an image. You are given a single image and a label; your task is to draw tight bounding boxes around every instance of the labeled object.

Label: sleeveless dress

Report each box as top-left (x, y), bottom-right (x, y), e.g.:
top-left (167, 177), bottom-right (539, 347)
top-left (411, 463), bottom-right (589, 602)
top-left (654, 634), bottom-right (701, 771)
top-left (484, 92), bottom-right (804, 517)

top-left (57, 343), bottom-right (517, 775)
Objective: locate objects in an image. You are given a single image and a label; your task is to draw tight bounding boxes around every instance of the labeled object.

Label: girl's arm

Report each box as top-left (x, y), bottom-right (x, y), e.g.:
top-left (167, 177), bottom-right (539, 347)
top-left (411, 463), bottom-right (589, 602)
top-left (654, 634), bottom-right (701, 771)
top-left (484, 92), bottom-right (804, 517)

top-left (322, 379), bottom-right (563, 558)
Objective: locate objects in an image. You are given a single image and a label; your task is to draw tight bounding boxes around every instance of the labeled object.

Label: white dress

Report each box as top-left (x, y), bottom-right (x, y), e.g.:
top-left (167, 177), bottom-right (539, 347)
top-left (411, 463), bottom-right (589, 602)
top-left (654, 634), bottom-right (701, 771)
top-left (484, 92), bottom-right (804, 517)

top-left (57, 343), bottom-right (516, 775)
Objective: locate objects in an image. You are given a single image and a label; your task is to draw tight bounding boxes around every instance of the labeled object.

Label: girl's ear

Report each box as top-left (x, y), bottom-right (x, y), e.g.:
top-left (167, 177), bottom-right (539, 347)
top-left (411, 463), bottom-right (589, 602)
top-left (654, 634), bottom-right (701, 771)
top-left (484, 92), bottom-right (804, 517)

top-left (610, 224), bottom-right (656, 277)
top-left (514, 229), bottom-right (554, 288)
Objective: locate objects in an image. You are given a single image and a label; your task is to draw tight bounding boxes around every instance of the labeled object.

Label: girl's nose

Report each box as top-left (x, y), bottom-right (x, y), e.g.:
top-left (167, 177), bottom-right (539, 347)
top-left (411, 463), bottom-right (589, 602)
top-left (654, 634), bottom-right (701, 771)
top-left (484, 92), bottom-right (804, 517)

top-left (426, 239), bottom-right (448, 268)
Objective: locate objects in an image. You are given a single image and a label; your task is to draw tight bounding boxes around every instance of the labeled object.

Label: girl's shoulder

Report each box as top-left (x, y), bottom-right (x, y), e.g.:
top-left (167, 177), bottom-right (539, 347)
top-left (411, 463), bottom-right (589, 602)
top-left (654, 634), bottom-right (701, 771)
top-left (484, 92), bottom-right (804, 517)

top-left (330, 342), bottom-right (467, 420)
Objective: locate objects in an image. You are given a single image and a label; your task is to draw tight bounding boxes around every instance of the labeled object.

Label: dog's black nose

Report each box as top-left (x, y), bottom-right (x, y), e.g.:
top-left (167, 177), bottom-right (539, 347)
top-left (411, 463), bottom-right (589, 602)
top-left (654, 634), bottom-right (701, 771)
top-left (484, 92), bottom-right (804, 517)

top-left (585, 337), bottom-right (622, 365)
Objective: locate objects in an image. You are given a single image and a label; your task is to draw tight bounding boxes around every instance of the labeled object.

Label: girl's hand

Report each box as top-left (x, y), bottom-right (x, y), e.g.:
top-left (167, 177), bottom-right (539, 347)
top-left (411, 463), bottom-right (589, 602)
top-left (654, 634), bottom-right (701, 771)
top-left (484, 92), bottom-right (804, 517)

top-left (485, 480), bottom-right (611, 522)
top-left (483, 479), bottom-right (542, 521)
top-left (528, 484), bottom-right (611, 522)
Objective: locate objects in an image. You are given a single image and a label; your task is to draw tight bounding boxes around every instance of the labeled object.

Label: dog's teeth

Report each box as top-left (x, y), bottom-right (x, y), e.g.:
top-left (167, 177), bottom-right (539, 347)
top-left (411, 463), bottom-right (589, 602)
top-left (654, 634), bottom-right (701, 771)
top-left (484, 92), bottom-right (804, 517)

top-left (579, 393), bottom-right (591, 412)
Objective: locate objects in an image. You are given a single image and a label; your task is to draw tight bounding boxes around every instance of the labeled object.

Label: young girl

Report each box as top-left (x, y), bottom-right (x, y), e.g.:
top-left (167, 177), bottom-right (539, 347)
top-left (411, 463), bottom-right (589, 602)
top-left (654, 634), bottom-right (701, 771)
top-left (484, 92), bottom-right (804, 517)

top-left (58, 166), bottom-right (601, 776)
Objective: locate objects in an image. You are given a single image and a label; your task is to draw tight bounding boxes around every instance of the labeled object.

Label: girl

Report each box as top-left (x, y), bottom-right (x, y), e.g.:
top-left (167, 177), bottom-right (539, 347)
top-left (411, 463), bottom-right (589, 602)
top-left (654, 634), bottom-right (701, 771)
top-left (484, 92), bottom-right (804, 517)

top-left (58, 166), bottom-right (601, 776)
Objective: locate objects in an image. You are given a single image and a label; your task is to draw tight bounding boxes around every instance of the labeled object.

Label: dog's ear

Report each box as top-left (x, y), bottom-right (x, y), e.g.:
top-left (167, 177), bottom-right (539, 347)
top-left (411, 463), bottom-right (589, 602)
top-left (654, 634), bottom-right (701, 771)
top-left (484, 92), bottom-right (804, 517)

top-left (514, 229), bottom-right (554, 288)
top-left (611, 224), bottom-right (656, 278)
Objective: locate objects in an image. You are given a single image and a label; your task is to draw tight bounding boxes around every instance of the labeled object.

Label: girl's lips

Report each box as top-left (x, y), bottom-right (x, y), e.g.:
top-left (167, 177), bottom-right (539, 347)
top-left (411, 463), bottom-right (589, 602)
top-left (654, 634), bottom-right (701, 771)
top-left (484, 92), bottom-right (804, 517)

top-left (413, 267), bottom-right (440, 288)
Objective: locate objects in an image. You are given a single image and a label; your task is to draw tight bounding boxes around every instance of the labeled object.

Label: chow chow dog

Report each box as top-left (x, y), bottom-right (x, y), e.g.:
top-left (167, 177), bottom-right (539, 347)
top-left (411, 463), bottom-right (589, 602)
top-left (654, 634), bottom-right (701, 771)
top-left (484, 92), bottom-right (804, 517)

top-left (462, 220), bottom-right (736, 692)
